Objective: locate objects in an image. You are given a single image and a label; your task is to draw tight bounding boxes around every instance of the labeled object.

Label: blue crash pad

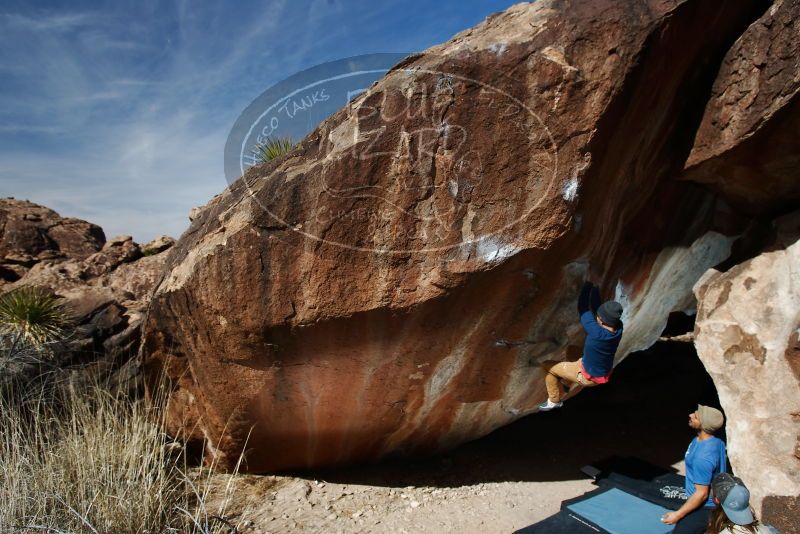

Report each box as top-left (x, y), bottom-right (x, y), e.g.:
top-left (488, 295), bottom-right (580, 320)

top-left (566, 487), bottom-right (673, 534)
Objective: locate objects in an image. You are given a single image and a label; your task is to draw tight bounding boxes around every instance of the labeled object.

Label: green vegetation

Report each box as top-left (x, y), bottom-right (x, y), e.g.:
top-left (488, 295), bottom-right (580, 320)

top-left (0, 286), bottom-right (71, 351)
top-left (253, 136), bottom-right (295, 164)
top-left (0, 377), bottom-right (241, 532)
top-left (0, 285), bottom-right (242, 532)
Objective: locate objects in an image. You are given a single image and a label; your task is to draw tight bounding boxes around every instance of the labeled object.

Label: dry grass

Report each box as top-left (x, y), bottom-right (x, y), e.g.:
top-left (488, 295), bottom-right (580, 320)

top-left (0, 285), bottom-right (243, 532)
top-left (0, 377), bottom-right (241, 533)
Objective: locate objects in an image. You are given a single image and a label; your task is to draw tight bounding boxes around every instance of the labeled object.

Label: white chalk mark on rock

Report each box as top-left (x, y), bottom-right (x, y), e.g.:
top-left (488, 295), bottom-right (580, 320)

top-left (488, 42), bottom-right (507, 56)
top-left (476, 237), bottom-right (519, 264)
top-left (562, 176), bottom-right (579, 202)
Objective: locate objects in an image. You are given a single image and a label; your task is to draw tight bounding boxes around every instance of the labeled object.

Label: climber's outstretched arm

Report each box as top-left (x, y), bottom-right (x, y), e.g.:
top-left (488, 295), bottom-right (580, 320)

top-left (577, 281), bottom-right (601, 316)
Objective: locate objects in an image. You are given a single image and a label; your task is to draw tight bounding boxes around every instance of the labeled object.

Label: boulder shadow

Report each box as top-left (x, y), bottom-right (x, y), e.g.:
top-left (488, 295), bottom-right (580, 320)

top-left (298, 338), bottom-right (723, 488)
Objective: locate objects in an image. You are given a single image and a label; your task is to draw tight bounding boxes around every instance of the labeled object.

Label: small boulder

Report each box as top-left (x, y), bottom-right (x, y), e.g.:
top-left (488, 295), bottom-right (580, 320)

top-left (141, 235), bottom-right (176, 255)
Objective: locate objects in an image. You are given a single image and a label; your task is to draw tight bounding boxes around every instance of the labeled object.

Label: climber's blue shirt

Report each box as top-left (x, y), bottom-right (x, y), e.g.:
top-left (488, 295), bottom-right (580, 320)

top-left (685, 436), bottom-right (727, 508)
top-left (579, 311), bottom-right (622, 377)
top-left (577, 282), bottom-right (622, 378)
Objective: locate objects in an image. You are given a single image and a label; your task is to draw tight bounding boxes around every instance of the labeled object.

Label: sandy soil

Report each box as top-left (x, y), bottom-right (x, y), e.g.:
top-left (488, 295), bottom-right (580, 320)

top-left (202, 471), bottom-right (598, 533)
top-left (200, 342), bottom-right (713, 533)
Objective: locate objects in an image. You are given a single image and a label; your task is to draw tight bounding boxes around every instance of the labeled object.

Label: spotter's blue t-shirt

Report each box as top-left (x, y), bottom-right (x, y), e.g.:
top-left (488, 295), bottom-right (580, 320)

top-left (685, 436), bottom-right (727, 508)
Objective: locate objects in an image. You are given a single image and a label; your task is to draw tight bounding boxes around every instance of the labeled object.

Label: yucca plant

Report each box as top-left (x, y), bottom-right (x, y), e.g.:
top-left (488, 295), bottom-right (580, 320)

top-left (253, 136), bottom-right (295, 164)
top-left (0, 286), bottom-right (71, 352)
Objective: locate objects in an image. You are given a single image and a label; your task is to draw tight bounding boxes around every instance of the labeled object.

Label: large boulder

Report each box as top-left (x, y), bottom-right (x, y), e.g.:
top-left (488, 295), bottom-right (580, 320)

top-left (693, 212), bottom-right (800, 532)
top-left (681, 0), bottom-right (800, 215)
top-left (681, 0), bottom-right (800, 532)
top-left (141, 0), bottom-right (769, 471)
top-left (680, 2), bottom-right (800, 526)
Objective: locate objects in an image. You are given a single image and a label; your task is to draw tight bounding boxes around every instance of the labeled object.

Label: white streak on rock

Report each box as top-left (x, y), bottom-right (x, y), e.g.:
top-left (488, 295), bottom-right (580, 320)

top-left (488, 42), bottom-right (507, 55)
top-left (380, 314), bottom-right (488, 455)
top-left (615, 231), bottom-right (735, 359)
top-left (540, 45), bottom-right (579, 73)
top-left (563, 154), bottom-right (590, 203)
top-left (614, 279), bottom-right (632, 325)
top-left (476, 237), bottom-right (519, 264)
top-left (161, 197), bottom-right (253, 293)
top-left (447, 180), bottom-right (458, 198)
top-left (562, 176), bottom-right (579, 202)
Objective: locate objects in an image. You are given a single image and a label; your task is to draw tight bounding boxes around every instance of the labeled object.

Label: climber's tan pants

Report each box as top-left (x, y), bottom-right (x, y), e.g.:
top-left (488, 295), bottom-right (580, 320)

top-left (541, 359), bottom-right (598, 402)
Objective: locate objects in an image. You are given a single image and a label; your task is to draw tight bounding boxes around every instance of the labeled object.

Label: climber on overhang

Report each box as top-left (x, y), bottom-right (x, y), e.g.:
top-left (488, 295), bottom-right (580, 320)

top-left (538, 280), bottom-right (623, 411)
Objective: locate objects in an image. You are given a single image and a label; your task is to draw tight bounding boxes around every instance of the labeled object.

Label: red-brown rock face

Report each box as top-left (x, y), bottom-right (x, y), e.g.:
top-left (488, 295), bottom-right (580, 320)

top-left (142, 0), bottom-right (771, 472)
top-left (682, 0), bottom-right (800, 215)
top-left (0, 198), bottom-right (105, 285)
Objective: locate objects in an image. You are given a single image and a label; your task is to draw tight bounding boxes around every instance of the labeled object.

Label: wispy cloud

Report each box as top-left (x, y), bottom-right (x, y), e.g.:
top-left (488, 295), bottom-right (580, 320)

top-left (1, 11), bottom-right (97, 32)
top-left (1, 0), bottom-right (516, 242)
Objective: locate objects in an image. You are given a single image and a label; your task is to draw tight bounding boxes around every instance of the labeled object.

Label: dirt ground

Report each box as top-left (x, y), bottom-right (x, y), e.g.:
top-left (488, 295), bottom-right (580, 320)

top-left (201, 342), bottom-right (716, 533)
top-left (201, 468), bottom-right (602, 533)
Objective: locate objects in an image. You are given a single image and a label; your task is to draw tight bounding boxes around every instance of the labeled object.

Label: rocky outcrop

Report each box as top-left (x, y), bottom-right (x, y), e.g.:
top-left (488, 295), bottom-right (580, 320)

top-left (0, 198), bottom-right (104, 285)
top-left (0, 198), bottom-right (174, 390)
top-left (681, 0), bottom-right (800, 215)
top-left (680, 2), bottom-right (800, 526)
top-left (693, 211), bottom-right (800, 533)
top-left (141, 0), bottom-right (773, 473)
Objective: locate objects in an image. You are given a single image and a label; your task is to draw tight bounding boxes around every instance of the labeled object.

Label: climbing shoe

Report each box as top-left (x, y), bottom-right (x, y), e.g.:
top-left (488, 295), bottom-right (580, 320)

top-left (538, 399), bottom-right (563, 411)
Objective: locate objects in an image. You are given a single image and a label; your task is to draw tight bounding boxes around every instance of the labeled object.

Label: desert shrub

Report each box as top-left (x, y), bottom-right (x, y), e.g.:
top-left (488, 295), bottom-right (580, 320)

top-left (0, 376), bottom-right (242, 533)
top-left (0, 286), bottom-right (75, 393)
top-left (0, 288), bottom-right (243, 532)
top-left (0, 286), bottom-right (71, 353)
top-left (253, 136), bottom-right (295, 164)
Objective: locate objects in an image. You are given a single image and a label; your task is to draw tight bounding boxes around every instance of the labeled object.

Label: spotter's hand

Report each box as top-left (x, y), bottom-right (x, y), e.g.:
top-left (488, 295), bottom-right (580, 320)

top-left (660, 512), bottom-right (680, 525)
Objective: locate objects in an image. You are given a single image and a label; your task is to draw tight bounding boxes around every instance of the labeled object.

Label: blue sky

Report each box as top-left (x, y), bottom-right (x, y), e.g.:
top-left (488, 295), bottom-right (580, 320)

top-left (0, 0), bottom-right (519, 243)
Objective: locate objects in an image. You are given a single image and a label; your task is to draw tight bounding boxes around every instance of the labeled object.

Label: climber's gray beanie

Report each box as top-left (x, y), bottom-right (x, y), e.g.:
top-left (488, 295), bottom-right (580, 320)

top-left (597, 301), bottom-right (623, 329)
